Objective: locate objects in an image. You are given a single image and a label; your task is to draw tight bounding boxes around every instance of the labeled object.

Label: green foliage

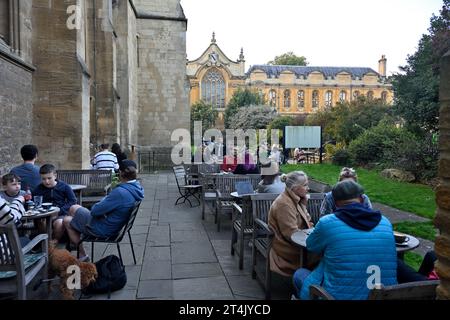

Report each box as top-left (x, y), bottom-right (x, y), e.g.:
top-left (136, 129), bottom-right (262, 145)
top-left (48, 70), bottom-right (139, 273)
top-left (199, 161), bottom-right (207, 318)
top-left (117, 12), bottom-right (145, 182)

top-left (391, 0), bottom-right (449, 134)
top-left (281, 163), bottom-right (436, 219)
top-left (224, 88), bottom-right (264, 128)
top-left (268, 52), bottom-right (308, 66)
top-left (331, 149), bottom-right (353, 166)
top-left (268, 116), bottom-right (293, 130)
top-left (348, 123), bottom-right (416, 166)
top-left (228, 105), bottom-right (277, 130)
top-left (394, 221), bottom-right (437, 242)
top-left (404, 252), bottom-right (424, 272)
top-left (191, 100), bottom-right (218, 131)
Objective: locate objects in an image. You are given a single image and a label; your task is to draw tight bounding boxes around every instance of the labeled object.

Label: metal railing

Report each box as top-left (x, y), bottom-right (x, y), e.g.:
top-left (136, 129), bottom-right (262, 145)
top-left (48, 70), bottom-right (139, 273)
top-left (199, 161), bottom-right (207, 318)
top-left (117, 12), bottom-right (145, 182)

top-left (138, 150), bottom-right (174, 173)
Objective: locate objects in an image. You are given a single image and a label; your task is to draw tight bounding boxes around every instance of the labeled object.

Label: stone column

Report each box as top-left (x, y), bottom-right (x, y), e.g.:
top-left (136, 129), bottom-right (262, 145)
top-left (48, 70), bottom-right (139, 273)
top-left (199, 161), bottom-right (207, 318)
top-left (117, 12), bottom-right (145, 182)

top-left (434, 50), bottom-right (450, 299)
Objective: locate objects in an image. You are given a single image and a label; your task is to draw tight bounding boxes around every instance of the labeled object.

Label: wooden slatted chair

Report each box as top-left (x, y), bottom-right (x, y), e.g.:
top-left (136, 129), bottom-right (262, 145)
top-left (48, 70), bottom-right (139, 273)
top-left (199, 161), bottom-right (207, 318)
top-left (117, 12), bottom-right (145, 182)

top-left (199, 173), bottom-right (218, 220)
top-left (215, 175), bottom-right (251, 232)
top-left (309, 280), bottom-right (440, 300)
top-left (307, 193), bottom-right (326, 225)
top-left (250, 193), bottom-right (279, 300)
top-left (57, 170), bottom-right (112, 207)
top-left (0, 224), bottom-right (48, 300)
top-left (173, 166), bottom-right (202, 207)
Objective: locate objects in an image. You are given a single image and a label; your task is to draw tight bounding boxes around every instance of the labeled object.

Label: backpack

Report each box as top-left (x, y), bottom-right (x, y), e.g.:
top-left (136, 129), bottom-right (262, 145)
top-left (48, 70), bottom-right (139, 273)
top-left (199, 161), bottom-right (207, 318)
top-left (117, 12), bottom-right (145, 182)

top-left (83, 255), bottom-right (127, 298)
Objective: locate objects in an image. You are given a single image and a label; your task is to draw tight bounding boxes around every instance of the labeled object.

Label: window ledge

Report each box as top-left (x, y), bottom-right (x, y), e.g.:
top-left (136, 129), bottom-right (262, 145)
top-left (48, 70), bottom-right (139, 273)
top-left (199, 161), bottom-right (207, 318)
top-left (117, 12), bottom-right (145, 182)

top-left (0, 46), bottom-right (35, 72)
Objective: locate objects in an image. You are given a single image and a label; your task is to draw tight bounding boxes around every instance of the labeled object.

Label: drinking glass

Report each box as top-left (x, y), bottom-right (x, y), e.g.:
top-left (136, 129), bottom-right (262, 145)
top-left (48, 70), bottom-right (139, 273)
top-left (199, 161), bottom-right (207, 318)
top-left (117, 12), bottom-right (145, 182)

top-left (34, 196), bottom-right (43, 208)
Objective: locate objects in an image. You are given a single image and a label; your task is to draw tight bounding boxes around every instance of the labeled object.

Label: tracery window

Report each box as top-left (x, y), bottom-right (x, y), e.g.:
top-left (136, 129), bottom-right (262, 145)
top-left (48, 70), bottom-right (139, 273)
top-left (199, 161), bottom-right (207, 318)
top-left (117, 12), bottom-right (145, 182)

top-left (297, 90), bottom-right (305, 109)
top-left (201, 68), bottom-right (226, 108)
top-left (312, 90), bottom-right (319, 109)
top-left (283, 89), bottom-right (291, 109)
top-left (353, 90), bottom-right (360, 99)
top-left (325, 91), bottom-right (333, 108)
top-left (381, 91), bottom-right (388, 103)
top-left (367, 91), bottom-right (374, 100)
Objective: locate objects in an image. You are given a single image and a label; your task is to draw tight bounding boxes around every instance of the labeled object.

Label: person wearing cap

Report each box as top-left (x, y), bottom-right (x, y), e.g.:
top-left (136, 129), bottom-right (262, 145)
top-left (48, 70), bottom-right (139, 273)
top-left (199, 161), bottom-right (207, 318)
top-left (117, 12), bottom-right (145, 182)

top-left (293, 180), bottom-right (397, 300)
top-left (257, 161), bottom-right (285, 194)
top-left (320, 167), bottom-right (372, 218)
top-left (63, 160), bottom-right (144, 261)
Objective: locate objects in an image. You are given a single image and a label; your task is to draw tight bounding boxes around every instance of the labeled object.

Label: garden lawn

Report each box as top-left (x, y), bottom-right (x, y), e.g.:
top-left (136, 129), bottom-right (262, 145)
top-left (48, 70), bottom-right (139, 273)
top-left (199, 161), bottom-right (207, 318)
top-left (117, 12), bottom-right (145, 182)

top-left (281, 164), bottom-right (436, 219)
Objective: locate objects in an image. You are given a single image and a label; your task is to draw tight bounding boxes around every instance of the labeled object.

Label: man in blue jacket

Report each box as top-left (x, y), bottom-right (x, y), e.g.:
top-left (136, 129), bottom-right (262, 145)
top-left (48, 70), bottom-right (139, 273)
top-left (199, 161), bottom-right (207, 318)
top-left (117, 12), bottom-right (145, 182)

top-left (293, 180), bottom-right (397, 300)
top-left (64, 160), bottom-right (144, 261)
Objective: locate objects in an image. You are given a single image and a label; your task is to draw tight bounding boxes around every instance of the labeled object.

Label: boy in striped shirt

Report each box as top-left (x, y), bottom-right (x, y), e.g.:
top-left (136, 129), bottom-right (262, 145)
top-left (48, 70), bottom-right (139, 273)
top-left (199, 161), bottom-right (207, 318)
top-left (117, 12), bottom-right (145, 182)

top-left (91, 144), bottom-right (119, 172)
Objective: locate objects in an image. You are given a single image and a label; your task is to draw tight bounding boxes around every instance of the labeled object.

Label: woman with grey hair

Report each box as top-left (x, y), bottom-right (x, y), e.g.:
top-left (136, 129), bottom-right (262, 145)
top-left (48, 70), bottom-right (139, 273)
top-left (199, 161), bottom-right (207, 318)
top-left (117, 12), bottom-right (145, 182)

top-left (268, 171), bottom-right (313, 276)
top-left (319, 167), bottom-right (372, 217)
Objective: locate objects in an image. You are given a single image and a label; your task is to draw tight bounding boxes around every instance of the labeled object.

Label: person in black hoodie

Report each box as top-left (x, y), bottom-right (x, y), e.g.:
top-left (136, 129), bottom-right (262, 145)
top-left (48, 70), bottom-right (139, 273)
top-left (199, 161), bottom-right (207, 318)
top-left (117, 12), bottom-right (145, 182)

top-left (112, 143), bottom-right (127, 171)
top-left (33, 164), bottom-right (77, 241)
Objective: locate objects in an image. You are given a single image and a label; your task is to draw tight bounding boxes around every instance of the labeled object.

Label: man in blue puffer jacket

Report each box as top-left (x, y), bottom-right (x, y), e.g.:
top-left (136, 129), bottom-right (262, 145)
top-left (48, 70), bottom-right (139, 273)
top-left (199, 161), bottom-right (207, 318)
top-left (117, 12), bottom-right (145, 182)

top-left (293, 180), bottom-right (397, 300)
top-left (64, 160), bottom-right (144, 261)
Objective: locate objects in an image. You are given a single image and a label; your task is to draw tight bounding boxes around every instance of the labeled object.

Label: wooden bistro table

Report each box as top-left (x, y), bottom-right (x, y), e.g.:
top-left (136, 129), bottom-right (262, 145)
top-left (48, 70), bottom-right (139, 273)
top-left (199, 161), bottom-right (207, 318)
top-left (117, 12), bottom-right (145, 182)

top-left (291, 229), bottom-right (420, 266)
top-left (21, 207), bottom-right (60, 239)
top-left (69, 184), bottom-right (87, 205)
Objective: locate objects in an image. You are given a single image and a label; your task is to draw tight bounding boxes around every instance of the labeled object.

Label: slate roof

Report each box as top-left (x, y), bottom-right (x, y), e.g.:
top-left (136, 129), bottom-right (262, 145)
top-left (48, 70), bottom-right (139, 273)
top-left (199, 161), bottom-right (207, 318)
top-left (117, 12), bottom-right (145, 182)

top-left (246, 65), bottom-right (380, 79)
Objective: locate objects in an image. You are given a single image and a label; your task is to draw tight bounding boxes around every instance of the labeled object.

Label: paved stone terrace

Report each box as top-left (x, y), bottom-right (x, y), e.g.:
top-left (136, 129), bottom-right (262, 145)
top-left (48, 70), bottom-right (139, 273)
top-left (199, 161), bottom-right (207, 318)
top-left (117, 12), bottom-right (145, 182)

top-left (83, 172), bottom-right (286, 300)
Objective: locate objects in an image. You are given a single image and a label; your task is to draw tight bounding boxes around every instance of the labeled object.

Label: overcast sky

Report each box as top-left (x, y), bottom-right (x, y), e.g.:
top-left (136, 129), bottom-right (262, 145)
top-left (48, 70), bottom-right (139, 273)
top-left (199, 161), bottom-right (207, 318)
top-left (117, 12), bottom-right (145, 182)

top-left (180, 0), bottom-right (444, 76)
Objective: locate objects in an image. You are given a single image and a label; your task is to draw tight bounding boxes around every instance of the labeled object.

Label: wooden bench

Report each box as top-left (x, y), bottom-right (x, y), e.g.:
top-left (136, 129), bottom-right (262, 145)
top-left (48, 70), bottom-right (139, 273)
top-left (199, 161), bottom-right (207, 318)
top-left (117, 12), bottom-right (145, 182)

top-left (57, 170), bottom-right (112, 207)
top-left (309, 280), bottom-right (440, 300)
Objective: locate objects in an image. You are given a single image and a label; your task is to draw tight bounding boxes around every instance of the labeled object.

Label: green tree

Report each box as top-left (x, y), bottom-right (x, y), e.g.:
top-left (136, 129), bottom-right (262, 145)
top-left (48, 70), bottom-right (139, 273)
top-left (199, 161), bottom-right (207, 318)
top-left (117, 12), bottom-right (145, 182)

top-left (391, 0), bottom-right (449, 135)
top-left (191, 100), bottom-right (218, 131)
top-left (224, 88), bottom-right (264, 128)
top-left (268, 116), bottom-right (293, 131)
top-left (268, 52), bottom-right (308, 66)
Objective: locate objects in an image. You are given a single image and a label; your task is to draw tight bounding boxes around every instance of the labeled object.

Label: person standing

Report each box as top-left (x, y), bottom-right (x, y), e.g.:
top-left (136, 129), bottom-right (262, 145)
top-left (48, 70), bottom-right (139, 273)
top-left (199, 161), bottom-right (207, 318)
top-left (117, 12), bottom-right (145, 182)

top-left (112, 143), bottom-right (127, 169)
top-left (10, 145), bottom-right (41, 191)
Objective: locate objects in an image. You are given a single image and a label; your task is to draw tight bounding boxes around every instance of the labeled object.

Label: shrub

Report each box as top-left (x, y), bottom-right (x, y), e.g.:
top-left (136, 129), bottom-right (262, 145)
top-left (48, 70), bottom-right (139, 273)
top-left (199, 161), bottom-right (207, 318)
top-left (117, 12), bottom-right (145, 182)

top-left (348, 123), bottom-right (416, 166)
top-left (332, 149), bottom-right (353, 166)
top-left (228, 105), bottom-right (277, 130)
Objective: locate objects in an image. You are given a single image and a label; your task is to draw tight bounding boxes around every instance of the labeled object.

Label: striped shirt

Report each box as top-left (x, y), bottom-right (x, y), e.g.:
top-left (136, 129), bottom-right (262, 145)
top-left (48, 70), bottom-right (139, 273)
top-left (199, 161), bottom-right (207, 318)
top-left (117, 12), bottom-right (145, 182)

top-left (91, 151), bottom-right (119, 171)
top-left (0, 197), bottom-right (25, 226)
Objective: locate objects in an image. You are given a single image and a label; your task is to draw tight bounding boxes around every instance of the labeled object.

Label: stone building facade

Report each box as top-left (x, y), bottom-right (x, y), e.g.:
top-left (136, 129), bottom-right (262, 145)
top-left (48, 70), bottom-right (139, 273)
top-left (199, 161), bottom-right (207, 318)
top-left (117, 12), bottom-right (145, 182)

top-left (187, 35), bottom-right (393, 127)
top-left (435, 50), bottom-right (450, 299)
top-left (0, 0), bottom-right (189, 172)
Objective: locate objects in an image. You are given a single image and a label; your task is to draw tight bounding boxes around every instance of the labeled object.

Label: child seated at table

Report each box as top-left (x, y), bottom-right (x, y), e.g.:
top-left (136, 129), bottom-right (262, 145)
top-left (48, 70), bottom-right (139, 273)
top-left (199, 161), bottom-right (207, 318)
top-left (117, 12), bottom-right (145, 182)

top-left (0, 173), bottom-right (26, 203)
top-left (33, 164), bottom-right (77, 241)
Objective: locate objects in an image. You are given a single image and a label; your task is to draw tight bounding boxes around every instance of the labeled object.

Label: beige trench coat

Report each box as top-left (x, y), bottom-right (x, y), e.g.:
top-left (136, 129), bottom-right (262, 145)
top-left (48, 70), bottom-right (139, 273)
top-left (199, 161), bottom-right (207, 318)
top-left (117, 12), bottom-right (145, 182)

top-left (268, 188), bottom-right (313, 276)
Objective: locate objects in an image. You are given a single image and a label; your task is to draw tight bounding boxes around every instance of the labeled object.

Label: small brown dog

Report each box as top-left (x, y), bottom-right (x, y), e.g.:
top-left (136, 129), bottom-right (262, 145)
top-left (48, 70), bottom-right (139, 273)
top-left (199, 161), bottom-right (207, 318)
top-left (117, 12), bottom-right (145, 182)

top-left (48, 241), bottom-right (97, 300)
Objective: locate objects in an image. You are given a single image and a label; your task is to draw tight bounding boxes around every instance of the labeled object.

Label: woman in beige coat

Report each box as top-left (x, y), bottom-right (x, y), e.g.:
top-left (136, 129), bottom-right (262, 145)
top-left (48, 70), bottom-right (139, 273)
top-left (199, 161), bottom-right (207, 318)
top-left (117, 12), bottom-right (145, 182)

top-left (268, 171), bottom-right (313, 276)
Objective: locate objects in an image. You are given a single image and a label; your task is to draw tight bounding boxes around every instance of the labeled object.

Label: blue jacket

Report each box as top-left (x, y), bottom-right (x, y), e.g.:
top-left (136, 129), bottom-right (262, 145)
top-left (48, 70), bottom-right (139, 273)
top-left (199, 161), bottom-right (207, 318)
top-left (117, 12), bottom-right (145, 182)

top-left (89, 181), bottom-right (144, 238)
top-left (299, 203), bottom-right (397, 300)
top-left (11, 163), bottom-right (41, 191)
top-left (33, 180), bottom-right (77, 216)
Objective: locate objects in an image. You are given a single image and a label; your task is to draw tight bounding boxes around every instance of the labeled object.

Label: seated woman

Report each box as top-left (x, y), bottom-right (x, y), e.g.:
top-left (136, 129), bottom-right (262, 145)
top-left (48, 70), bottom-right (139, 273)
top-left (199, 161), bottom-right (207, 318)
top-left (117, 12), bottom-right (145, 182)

top-left (320, 167), bottom-right (372, 217)
top-left (63, 160), bottom-right (144, 261)
top-left (268, 171), bottom-right (313, 277)
top-left (256, 161), bottom-right (285, 194)
top-left (294, 148), bottom-right (306, 163)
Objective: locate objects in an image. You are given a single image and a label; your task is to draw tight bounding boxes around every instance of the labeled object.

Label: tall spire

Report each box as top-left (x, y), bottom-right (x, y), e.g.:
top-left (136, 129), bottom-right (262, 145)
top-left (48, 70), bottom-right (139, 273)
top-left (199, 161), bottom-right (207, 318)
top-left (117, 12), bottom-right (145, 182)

top-left (239, 47), bottom-right (245, 61)
top-left (211, 32), bottom-right (216, 44)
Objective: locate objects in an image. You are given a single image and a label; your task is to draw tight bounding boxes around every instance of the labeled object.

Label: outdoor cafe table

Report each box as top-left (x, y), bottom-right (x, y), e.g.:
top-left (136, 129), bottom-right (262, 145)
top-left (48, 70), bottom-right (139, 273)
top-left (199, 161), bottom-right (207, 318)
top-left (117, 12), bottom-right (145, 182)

top-left (291, 229), bottom-right (420, 266)
top-left (69, 184), bottom-right (87, 205)
top-left (20, 207), bottom-right (60, 239)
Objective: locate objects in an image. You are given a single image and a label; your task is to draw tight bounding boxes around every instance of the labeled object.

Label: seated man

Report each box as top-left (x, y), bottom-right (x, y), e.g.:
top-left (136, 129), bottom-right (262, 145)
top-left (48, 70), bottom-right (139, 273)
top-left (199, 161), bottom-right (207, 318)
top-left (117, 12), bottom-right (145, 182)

top-left (293, 180), bottom-right (397, 300)
top-left (33, 164), bottom-right (77, 241)
top-left (64, 160), bottom-right (144, 261)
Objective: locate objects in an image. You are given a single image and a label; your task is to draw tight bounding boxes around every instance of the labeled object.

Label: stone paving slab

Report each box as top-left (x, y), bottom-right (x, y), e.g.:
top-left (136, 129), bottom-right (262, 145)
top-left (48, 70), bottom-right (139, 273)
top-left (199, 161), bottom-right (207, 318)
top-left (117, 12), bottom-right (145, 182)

top-left (141, 260), bottom-right (172, 280)
top-left (173, 276), bottom-right (234, 300)
top-left (172, 263), bottom-right (223, 280)
top-left (137, 279), bottom-right (173, 299)
top-left (373, 203), bottom-right (430, 224)
top-left (171, 242), bottom-right (217, 264)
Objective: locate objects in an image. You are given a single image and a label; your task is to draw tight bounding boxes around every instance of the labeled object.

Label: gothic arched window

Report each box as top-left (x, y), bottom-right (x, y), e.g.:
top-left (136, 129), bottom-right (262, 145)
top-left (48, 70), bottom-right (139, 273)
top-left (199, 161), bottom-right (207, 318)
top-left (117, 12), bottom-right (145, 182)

top-left (312, 90), bottom-right (319, 109)
top-left (353, 90), bottom-right (360, 99)
top-left (201, 68), bottom-right (226, 108)
top-left (297, 90), bottom-right (305, 109)
top-left (367, 91), bottom-right (374, 100)
top-left (381, 91), bottom-right (388, 103)
top-left (325, 91), bottom-right (333, 108)
top-left (283, 90), bottom-right (291, 109)
top-left (269, 89), bottom-right (277, 107)
top-left (339, 90), bottom-right (347, 103)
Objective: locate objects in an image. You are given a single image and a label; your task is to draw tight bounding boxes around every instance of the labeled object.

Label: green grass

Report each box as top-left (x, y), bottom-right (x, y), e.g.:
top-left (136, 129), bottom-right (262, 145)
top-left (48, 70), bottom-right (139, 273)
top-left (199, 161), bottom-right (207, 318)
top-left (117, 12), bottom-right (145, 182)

top-left (281, 164), bottom-right (436, 219)
top-left (404, 252), bottom-right (424, 272)
top-left (393, 221), bottom-right (437, 242)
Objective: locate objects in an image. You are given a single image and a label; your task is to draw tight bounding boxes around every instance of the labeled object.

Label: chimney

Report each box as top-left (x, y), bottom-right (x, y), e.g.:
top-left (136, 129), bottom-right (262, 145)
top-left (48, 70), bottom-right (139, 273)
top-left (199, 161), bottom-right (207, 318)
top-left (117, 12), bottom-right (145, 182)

top-left (378, 55), bottom-right (387, 77)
